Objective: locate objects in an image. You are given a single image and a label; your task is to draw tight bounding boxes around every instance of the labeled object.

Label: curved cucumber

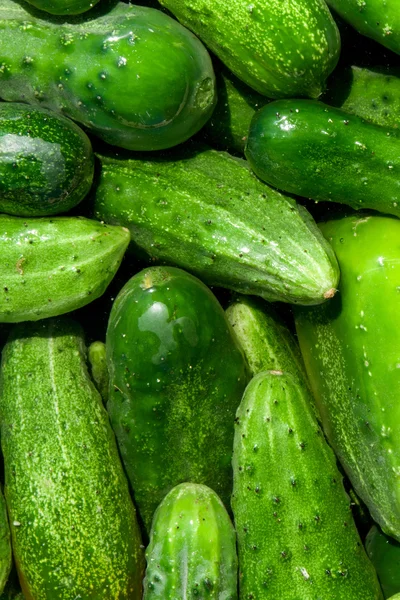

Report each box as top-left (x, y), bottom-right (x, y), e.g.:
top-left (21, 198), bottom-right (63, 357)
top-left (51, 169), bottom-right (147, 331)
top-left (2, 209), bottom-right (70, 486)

top-left (0, 318), bottom-right (144, 599)
top-left (0, 215), bottom-right (129, 323)
top-left (143, 483), bottom-right (237, 599)
top-left (295, 214), bottom-right (400, 541)
top-left (366, 526), bottom-right (400, 598)
top-left (232, 370), bottom-right (383, 599)
top-left (93, 145), bottom-right (339, 305)
top-left (246, 99), bottom-right (400, 217)
top-left (106, 266), bottom-right (248, 533)
top-left (88, 341), bottom-right (109, 402)
top-left (0, 102), bottom-right (93, 217)
top-left (24, 0), bottom-right (100, 15)
top-left (0, 1), bottom-right (216, 151)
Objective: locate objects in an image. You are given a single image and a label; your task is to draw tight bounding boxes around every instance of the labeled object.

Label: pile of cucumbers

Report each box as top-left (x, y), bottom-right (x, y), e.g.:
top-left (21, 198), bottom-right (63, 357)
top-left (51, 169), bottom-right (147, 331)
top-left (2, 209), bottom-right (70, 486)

top-left (0, 0), bottom-right (400, 598)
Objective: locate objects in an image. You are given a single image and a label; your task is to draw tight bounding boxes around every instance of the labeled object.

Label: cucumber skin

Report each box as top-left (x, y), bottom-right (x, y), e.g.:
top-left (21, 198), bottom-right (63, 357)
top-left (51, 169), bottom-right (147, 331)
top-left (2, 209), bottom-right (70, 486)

top-left (143, 483), bottom-right (238, 599)
top-left (232, 371), bottom-right (383, 600)
top-left (366, 526), bottom-right (400, 599)
top-left (0, 1), bottom-right (216, 151)
top-left (295, 215), bottom-right (400, 541)
top-left (0, 318), bottom-right (144, 600)
top-left (158, 0), bottom-right (340, 99)
top-left (0, 493), bottom-right (11, 597)
top-left (88, 341), bottom-right (109, 402)
top-left (106, 266), bottom-right (248, 533)
top-left (93, 146), bottom-right (339, 306)
top-left (0, 103), bottom-right (93, 217)
top-left (246, 99), bottom-right (400, 217)
top-left (0, 215), bottom-right (129, 323)
top-left (24, 0), bottom-right (100, 15)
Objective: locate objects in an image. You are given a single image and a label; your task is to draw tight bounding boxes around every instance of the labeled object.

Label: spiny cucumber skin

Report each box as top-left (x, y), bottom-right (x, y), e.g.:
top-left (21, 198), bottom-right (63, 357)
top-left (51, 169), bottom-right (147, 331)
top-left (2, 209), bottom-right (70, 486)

top-left (366, 526), bottom-right (400, 598)
top-left (24, 0), bottom-right (100, 15)
top-left (158, 0), bottom-right (340, 99)
top-left (143, 483), bottom-right (238, 599)
top-left (106, 266), bottom-right (248, 534)
top-left (0, 1), bottom-right (216, 151)
top-left (0, 102), bottom-right (93, 217)
top-left (0, 215), bottom-right (129, 323)
top-left (0, 318), bottom-right (145, 600)
top-left (88, 341), bottom-right (109, 402)
top-left (0, 493), bottom-right (11, 597)
top-left (232, 371), bottom-right (383, 600)
top-left (246, 99), bottom-right (400, 217)
top-left (93, 146), bottom-right (339, 306)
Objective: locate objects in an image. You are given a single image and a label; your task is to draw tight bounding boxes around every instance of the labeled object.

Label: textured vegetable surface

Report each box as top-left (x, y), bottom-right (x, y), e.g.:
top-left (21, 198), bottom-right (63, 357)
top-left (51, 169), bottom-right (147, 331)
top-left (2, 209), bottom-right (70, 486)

top-left (24, 0), bottom-right (101, 15)
top-left (0, 318), bottom-right (144, 599)
top-left (0, 492), bottom-right (11, 597)
top-left (366, 526), bottom-right (400, 599)
top-left (88, 341), bottom-right (109, 402)
top-left (143, 483), bottom-right (238, 599)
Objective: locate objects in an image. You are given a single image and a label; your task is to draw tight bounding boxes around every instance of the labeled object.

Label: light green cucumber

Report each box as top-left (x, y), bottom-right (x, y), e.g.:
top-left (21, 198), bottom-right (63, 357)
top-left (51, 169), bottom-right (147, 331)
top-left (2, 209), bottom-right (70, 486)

top-left (88, 341), bottom-right (109, 402)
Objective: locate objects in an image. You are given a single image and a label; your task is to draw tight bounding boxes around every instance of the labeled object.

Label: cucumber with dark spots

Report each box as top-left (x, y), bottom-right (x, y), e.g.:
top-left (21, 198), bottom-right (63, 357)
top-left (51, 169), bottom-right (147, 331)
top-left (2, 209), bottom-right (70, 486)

top-left (24, 0), bottom-right (101, 15)
top-left (366, 526), bottom-right (400, 598)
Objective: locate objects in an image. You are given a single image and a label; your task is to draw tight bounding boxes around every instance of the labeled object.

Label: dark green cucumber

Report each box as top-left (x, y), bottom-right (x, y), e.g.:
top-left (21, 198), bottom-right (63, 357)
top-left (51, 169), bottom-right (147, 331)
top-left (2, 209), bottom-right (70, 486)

top-left (0, 102), bottom-right (93, 216)
top-left (0, 492), bottom-right (11, 597)
top-left (143, 483), bottom-right (237, 599)
top-left (0, 215), bottom-right (129, 322)
top-left (158, 0), bottom-right (340, 98)
top-left (0, 0), bottom-right (216, 151)
top-left (24, 0), bottom-right (100, 15)
top-left (106, 266), bottom-right (248, 533)
top-left (93, 145), bottom-right (339, 305)
top-left (295, 214), bottom-right (400, 541)
top-left (366, 526), bottom-right (400, 599)
top-left (246, 99), bottom-right (400, 217)
top-left (0, 318), bottom-right (144, 599)
top-left (88, 341), bottom-right (109, 402)
top-left (232, 370), bottom-right (383, 599)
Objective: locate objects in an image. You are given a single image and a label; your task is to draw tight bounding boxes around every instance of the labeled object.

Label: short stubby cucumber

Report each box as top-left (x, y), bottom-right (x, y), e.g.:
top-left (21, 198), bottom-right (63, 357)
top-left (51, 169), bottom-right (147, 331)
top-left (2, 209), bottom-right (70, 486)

top-left (93, 146), bottom-right (339, 305)
top-left (246, 99), bottom-right (400, 217)
top-left (0, 0), bottom-right (216, 151)
top-left (88, 341), bottom-right (109, 402)
top-left (24, 0), bottom-right (100, 15)
top-left (0, 492), bottom-right (11, 597)
top-left (0, 103), bottom-right (93, 216)
top-left (106, 266), bottom-right (248, 533)
top-left (366, 526), bottom-right (400, 598)
top-left (232, 370), bottom-right (383, 599)
top-left (0, 318), bottom-right (145, 599)
top-left (158, 0), bottom-right (340, 98)
top-left (143, 483), bottom-right (238, 599)
top-left (0, 215), bottom-right (129, 322)
top-left (295, 215), bottom-right (400, 541)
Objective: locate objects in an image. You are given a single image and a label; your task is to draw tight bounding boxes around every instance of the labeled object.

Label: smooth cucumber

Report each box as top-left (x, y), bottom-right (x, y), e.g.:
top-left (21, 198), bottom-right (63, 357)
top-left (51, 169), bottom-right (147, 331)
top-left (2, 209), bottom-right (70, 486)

top-left (143, 483), bottom-right (237, 599)
top-left (88, 341), bottom-right (109, 402)
top-left (0, 0), bottom-right (216, 151)
top-left (0, 215), bottom-right (129, 322)
top-left (0, 318), bottom-right (144, 599)
top-left (246, 99), bottom-right (400, 217)
top-left (24, 0), bottom-right (100, 15)
top-left (106, 266), bottom-right (248, 533)
top-left (93, 145), bottom-right (339, 305)
top-left (232, 370), bottom-right (383, 599)
top-left (366, 526), bottom-right (400, 599)
top-left (295, 214), bottom-right (400, 541)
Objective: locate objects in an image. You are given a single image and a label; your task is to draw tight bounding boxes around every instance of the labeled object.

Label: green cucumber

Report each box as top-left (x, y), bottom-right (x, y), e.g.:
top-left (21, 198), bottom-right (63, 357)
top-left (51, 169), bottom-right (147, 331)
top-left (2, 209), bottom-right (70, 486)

top-left (366, 526), bottom-right (400, 599)
top-left (0, 215), bottom-right (129, 323)
top-left (0, 102), bottom-right (93, 217)
top-left (0, 318), bottom-right (144, 599)
top-left (158, 0), bottom-right (340, 99)
top-left (88, 341), bottom-right (109, 402)
top-left (24, 0), bottom-right (100, 15)
top-left (389, 596), bottom-right (400, 600)
top-left (143, 483), bottom-right (237, 599)
top-left (0, 0), bottom-right (216, 151)
top-left (0, 492), bottom-right (11, 597)
top-left (93, 145), bottom-right (339, 305)
top-left (295, 214), bottom-right (400, 541)
top-left (232, 370), bottom-right (383, 599)
top-left (106, 266), bottom-right (248, 533)
top-left (246, 99), bottom-right (400, 217)
top-left (0, 570), bottom-right (24, 600)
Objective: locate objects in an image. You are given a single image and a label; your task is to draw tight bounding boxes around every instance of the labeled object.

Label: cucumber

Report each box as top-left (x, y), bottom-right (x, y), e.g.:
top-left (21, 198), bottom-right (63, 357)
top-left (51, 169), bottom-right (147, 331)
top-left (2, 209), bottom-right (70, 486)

top-left (106, 266), bottom-right (248, 533)
top-left (0, 492), bottom-right (11, 597)
top-left (295, 214), bottom-right (400, 541)
top-left (0, 102), bottom-right (93, 217)
top-left (158, 0), bottom-right (340, 99)
top-left (246, 99), bottom-right (400, 217)
top-left (0, 569), bottom-right (24, 600)
top-left (88, 341), bottom-right (109, 402)
top-left (24, 0), bottom-right (100, 15)
top-left (93, 145), bottom-right (339, 305)
top-left (366, 526), bottom-right (400, 599)
top-left (0, 318), bottom-right (144, 599)
top-left (0, 0), bottom-right (216, 151)
top-left (143, 483), bottom-right (237, 599)
top-left (0, 215), bottom-right (129, 323)
top-left (232, 370), bottom-right (383, 599)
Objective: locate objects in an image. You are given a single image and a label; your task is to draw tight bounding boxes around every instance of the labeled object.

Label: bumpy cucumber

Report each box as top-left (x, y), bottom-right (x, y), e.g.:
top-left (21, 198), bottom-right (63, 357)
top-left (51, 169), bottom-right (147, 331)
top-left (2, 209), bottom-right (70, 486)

top-left (366, 526), bottom-right (400, 598)
top-left (158, 0), bottom-right (340, 98)
top-left (0, 318), bottom-right (144, 599)
top-left (246, 99), bottom-right (400, 217)
top-left (0, 102), bottom-right (93, 216)
top-left (143, 483), bottom-right (237, 599)
top-left (295, 215), bottom-right (400, 541)
top-left (106, 266), bottom-right (248, 533)
top-left (0, 215), bottom-right (129, 322)
top-left (0, 0), bottom-right (216, 151)
top-left (232, 370), bottom-right (383, 599)
top-left (24, 0), bottom-right (100, 15)
top-left (0, 493), bottom-right (11, 597)
top-left (93, 145), bottom-right (339, 305)
top-left (88, 341), bottom-right (109, 402)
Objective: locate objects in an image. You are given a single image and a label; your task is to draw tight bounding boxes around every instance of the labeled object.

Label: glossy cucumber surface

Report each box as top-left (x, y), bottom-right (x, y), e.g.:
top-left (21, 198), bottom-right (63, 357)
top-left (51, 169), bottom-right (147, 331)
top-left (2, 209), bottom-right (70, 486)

top-left (366, 526), bottom-right (400, 598)
top-left (24, 0), bottom-right (101, 15)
